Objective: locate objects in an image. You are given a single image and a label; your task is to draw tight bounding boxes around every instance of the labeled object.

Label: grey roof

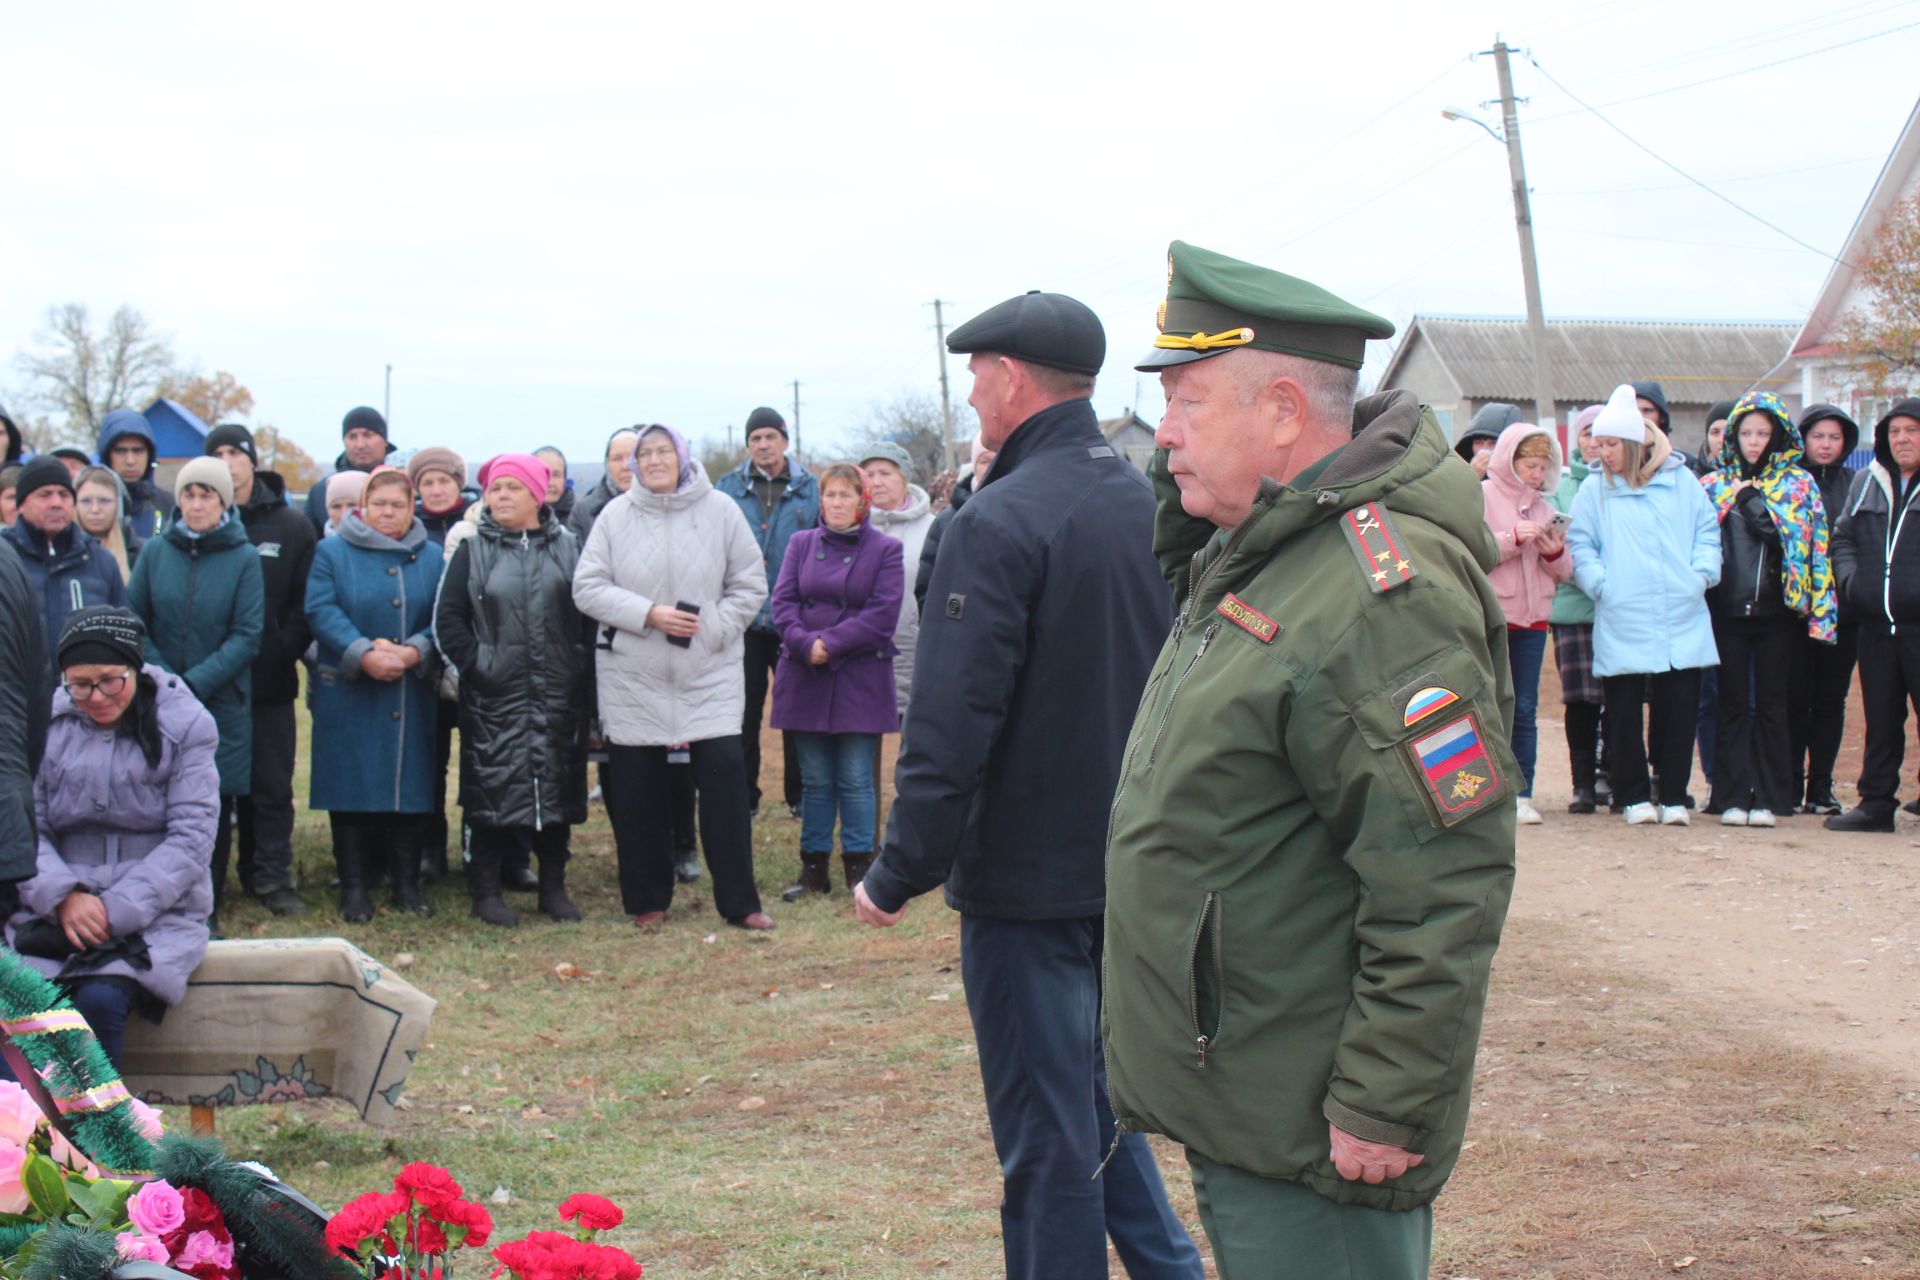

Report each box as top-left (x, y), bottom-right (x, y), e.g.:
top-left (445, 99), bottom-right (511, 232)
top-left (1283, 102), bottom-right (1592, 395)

top-left (1385, 316), bottom-right (1801, 406)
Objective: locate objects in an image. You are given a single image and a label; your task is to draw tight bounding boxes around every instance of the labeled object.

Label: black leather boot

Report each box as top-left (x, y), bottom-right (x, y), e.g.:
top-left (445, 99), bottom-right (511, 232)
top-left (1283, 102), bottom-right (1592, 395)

top-left (841, 852), bottom-right (875, 892)
top-left (389, 824), bottom-right (434, 918)
top-left (537, 847), bottom-right (582, 922)
top-left (334, 818), bottom-right (373, 924)
top-left (1567, 749), bottom-right (1597, 813)
top-left (781, 852), bottom-right (832, 903)
top-left (467, 836), bottom-right (520, 927)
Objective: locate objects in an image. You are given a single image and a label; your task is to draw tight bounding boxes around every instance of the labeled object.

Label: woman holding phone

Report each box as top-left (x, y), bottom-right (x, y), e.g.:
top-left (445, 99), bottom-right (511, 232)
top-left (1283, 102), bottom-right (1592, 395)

top-left (1481, 420), bottom-right (1573, 824)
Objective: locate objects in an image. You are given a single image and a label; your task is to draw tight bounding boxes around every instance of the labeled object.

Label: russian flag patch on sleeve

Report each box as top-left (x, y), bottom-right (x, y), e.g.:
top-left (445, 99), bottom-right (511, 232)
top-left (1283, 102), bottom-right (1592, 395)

top-left (1407, 710), bottom-right (1507, 826)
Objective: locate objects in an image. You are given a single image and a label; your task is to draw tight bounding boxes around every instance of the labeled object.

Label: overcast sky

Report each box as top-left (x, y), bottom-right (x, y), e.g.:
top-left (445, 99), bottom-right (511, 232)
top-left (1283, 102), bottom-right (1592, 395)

top-left (6, 1), bottom-right (1917, 468)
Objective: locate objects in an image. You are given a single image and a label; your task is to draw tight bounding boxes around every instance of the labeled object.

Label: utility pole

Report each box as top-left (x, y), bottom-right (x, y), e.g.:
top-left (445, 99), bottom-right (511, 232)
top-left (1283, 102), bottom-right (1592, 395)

top-left (930, 299), bottom-right (956, 475)
top-left (791, 380), bottom-right (802, 459)
top-left (1489, 38), bottom-right (1554, 431)
top-left (383, 364), bottom-right (393, 425)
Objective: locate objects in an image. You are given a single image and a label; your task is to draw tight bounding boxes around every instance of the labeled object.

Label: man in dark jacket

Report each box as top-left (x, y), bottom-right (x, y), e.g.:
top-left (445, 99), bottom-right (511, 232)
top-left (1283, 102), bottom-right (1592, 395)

top-left (1632, 379), bottom-right (1673, 434)
top-left (855, 292), bottom-right (1202, 1280)
top-left (209, 424), bottom-right (315, 914)
top-left (2, 458), bottom-right (128, 671)
top-left (1452, 401), bottom-right (1520, 475)
top-left (0, 537), bottom-right (50, 919)
top-left (1791, 405), bottom-right (1861, 814)
top-left (1828, 398), bottom-right (1920, 832)
top-left (303, 406), bottom-right (397, 536)
top-left (914, 436), bottom-right (995, 614)
top-left (97, 408), bottom-right (172, 541)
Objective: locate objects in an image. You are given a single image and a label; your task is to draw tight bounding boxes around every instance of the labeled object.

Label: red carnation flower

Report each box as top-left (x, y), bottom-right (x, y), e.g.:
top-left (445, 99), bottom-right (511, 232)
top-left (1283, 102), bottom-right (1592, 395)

top-left (557, 1194), bottom-right (624, 1232)
top-left (439, 1197), bottom-right (495, 1247)
top-left (396, 1162), bottom-right (465, 1213)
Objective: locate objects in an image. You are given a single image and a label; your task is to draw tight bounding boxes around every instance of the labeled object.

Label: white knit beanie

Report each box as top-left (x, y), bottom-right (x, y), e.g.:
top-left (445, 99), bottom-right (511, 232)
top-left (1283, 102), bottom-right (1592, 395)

top-left (1592, 384), bottom-right (1649, 443)
top-left (174, 455), bottom-right (235, 508)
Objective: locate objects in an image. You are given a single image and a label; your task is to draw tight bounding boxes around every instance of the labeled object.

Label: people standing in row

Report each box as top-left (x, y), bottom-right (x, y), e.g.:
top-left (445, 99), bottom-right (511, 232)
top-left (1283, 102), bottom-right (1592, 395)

top-left (3, 458), bottom-right (128, 674)
top-left (1548, 405), bottom-right (1606, 813)
top-left (1699, 393), bottom-right (1838, 827)
top-left (304, 406), bottom-right (397, 537)
top-left (916, 436), bottom-right (994, 613)
top-left (856, 290), bottom-right (1201, 1280)
top-left (207, 425), bottom-right (315, 917)
top-left (96, 409), bottom-right (172, 542)
top-left (435, 454), bottom-right (589, 927)
top-left (573, 425), bottom-right (772, 930)
top-left (715, 408), bottom-right (816, 821)
top-left (1828, 398), bottom-right (1920, 832)
top-left (305, 466), bottom-right (442, 920)
top-left (7, 609), bottom-right (215, 1070)
top-left (408, 446), bottom-right (478, 887)
top-left (1568, 384), bottom-right (1721, 827)
top-left (769, 463), bottom-right (902, 901)
top-left (1481, 422), bottom-right (1572, 825)
top-left (1791, 404), bottom-right (1861, 816)
top-left (127, 457), bottom-right (263, 924)
top-left (72, 466), bottom-right (141, 582)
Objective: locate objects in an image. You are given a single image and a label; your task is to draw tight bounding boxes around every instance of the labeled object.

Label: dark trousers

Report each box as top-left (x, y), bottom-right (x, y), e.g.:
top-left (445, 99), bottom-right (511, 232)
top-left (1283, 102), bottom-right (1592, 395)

top-left (1564, 700), bottom-right (1602, 788)
top-left (1789, 622), bottom-right (1859, 801)
top-left (1855, 624), bottom-right (1920, 814)
top-left (606, 738), bottom-right (762, 919)
top-left (670, 762), bottom-right (698, 853)
top-left (1187, 1150), bottom-right (1431, 1280)
top-left (1709, 617), bottom-right (1798, 814)
top-left (69, 978), bottom-right (137, 1071)
top-left (432, 695), bottom-right (458, 858)
top-left (741, 628), bottom-right (801, 810)
top-left (211, 794), bottom-right (237, 918)
top-left (471, 823), bottom-right (570, 868)
top-left (1604, 669), bottom-right (1702, 807)
top-left (237, 699), bottom-right (297, 894)
top-left (1695, 667), bottom-right (1719, 787)
top-left (960, 914), bottom-right (1204, 1280)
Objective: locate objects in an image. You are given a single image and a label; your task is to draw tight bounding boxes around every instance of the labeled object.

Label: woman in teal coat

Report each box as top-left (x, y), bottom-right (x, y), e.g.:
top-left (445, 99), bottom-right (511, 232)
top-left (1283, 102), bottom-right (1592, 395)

top-left (304, 466), bottom-right (443, 923)
top-left (127, 456), bottom-right (263, 922)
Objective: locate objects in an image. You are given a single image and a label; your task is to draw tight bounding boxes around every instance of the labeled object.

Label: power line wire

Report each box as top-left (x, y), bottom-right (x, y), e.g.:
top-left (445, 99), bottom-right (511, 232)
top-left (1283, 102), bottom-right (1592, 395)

top-left (1522, 51), bottom-right (1846, 265)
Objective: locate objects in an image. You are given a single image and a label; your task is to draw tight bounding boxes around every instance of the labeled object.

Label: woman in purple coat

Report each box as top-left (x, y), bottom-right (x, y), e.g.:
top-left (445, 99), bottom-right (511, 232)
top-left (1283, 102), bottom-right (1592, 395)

top-left (770, 463), bottom-right (902, 901)
top-left (6, 607), bottom-right (217, 1068)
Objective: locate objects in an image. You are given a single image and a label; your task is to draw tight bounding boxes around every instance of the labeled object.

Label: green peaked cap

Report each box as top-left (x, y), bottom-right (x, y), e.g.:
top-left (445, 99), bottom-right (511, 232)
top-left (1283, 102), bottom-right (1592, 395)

top-left (1136, 240), bottom-right (1395, 373)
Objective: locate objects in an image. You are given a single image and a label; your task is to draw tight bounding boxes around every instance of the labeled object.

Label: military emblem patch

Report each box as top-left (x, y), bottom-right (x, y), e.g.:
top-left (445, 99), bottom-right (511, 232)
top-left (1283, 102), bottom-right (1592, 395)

top-left (1407, 711), bottom-right (1507, 826)
top-left (1340, 502), bottom-right (1418, 594)
top-left (1216, 593), bottom-right (1279, 643)
top-left (1402, 685), bottom-right (1459, 726)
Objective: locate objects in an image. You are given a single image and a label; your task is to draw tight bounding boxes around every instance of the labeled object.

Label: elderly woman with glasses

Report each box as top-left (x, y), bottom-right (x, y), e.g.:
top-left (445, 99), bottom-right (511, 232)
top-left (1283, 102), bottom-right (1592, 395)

top-left (305, 465), bottom-right (444, 923)
top-left (5, 607), bottom-right (218, 1068)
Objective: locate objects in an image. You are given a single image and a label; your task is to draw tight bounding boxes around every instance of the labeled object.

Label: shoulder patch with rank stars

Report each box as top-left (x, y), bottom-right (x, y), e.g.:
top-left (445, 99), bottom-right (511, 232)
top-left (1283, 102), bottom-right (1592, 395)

top-left (1341, 502), bottom-right (1418, 594)
top-left (1216, 593), bottom-right (1278, 643)
top-left (1407, 711), bottom-right (1507, 826)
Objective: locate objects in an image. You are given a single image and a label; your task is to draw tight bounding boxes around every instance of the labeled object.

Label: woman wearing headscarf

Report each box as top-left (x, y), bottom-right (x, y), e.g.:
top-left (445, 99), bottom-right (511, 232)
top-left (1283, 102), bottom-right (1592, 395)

top-left (1567, 385), bottom-right (1721, 828)
top-left (1791, 404), bottom-right (1861, 814)
top-left (1482, 421), bottom-right (1573, 825)
top-left (72, 466), bottom-right (143, 582)
top-left (126, 456), bottom-right (264, 923)
top-left (7, 608), bottom-right (217, 1068)
top-left (769, 462), bottom-right (902, 899)
top-left (1547, 405), bottom-right (1606, 812)
top-left (321, 469), bottom-right (369, 536)
top-left (305, 466), bottom-right (443, 922)
top-left (573, 424), bottom-right (772, 930)
top-left (408, 446), bottom-right (476, 885)
top-left (435, 454), bottom-right (591, 927)
top-left (1699, 393), bottom-right (1838, 827)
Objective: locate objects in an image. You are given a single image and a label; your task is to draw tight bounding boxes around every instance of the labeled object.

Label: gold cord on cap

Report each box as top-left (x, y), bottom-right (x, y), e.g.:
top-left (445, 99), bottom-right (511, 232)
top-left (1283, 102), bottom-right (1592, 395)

top-left (1153, 327), bottom-right (1256, 352)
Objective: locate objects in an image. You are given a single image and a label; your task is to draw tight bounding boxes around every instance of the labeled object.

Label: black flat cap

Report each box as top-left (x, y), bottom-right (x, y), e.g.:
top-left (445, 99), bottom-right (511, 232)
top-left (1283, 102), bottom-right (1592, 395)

top-left (946, 291), bottom-right (1105, 376)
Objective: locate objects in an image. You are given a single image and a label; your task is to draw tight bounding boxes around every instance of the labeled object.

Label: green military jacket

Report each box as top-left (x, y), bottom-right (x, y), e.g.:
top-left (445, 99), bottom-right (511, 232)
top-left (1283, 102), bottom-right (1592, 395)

top-left (1102, 390), bottom-right (1517, 1212)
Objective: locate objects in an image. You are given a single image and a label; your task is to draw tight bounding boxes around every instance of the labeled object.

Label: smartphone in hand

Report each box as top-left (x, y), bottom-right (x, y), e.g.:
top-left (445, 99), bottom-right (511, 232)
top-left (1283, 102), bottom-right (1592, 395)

top-left (667, 600), bottom-right (702, 648)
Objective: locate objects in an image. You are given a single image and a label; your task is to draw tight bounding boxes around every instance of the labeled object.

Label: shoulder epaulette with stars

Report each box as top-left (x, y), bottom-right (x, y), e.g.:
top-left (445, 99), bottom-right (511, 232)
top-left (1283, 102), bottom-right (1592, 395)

top-left (1339, 502), bottom-right (1418, 594)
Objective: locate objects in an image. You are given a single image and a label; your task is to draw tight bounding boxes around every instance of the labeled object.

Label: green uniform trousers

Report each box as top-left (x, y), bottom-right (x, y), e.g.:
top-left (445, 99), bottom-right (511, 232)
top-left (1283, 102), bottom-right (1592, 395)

top-left (1187, 1150), bottom-right (1432, 1280)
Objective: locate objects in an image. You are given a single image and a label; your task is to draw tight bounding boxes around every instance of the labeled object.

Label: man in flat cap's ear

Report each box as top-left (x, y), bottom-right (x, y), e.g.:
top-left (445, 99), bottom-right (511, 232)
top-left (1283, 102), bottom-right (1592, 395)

top-left (855, 291), bottom-right (1204, 1280)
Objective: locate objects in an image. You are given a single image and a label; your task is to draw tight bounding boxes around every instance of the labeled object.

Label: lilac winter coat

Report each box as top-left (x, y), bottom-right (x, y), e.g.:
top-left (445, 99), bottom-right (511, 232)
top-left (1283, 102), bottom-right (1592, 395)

top-left (769, 523), bottom-right (902, 735)
top-left (7, 667), bottom-right (216, 1006)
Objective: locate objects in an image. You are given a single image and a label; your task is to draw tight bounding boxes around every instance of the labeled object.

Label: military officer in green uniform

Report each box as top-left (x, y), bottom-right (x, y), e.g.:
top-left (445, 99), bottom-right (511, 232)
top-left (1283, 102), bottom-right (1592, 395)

top-left (1101, 241), bottom-right (1518, 1279)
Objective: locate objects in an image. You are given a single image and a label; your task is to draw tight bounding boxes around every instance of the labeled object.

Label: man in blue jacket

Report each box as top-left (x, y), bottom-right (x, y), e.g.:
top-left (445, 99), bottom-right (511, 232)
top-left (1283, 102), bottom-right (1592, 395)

top-left (855, 292), bottom-right (1202, 1280)
top-left (97, 407), bottom-right (173, 541)
top-left (714, 408), bottom-right (818, 817)
top-left (2, 457), bottom-right (128, 674)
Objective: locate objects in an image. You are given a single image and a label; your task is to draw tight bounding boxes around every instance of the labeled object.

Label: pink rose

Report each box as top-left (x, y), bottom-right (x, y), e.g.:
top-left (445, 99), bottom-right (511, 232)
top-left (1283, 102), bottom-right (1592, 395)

top-left (0, 1146), bottom-right (27, 1215)
top-left (128, 1180), bottom-right (186, 1237)
top-left (175, 1229), bottom-right (234, 1271)
top-left (117, 1233), bottom-right (170, 1264)
top-left (0, 1082), bottom-right (42, 1149)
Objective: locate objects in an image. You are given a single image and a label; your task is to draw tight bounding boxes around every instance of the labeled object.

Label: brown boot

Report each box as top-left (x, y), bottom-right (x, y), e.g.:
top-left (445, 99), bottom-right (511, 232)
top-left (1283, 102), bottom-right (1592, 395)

top-left (781, 852), bottom-right (832, 903)
top-left (841, 852), bottom-right (875, 892)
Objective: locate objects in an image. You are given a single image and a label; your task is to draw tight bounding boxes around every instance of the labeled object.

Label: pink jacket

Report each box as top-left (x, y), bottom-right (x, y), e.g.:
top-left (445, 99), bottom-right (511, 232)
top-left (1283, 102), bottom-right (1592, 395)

top-left (1482, 423), bottom-right (1573, 627)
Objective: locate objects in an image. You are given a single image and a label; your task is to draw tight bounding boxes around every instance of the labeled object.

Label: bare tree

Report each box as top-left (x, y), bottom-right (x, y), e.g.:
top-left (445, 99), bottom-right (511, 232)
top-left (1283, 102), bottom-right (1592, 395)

top-left (697, 435), bottom-right (748, 480)
top-left (850, 390), bottom-right (977, 489)
top-left (14, 304), bottom-right (177, 446)
top-left (1835, 194), bottom-right (1920, 393)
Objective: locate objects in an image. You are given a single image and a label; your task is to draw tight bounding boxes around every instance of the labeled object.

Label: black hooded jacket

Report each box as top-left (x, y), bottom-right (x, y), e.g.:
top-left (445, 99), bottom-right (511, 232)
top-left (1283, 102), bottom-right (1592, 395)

top-left (1797, 404), bottom-right (1861, 529)
top-left (237, 470), bottom-right (317, 704)
top-left (914, 471), bottom-right (975, 614)
top-left (1453, 402), bottom-right (1522, 465)
top-left (1631, 380), bottom-right (1672, 434)
top-left (1833, 398), bottom-right (1920, 627)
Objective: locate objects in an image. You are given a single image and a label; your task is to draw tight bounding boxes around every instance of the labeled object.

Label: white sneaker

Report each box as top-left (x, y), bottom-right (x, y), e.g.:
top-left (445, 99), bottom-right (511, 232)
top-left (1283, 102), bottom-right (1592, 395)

top-left (1516, 797), bottom-right (1543, 825)
top-left (1747, 808), bottom-right (1776, 828)
top-left (1659, 805), bottom-right (1691, 826)
top-left (1623, 802), bottom-right (1657, 826)
top-left (1720, 807), bottom-right (1749, 827)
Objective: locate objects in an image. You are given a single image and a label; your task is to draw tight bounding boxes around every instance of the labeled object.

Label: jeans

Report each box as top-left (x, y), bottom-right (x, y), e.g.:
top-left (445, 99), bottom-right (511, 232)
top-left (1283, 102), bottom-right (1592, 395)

top-left (1506, 628), bottom-right (1547, 796)
top-left (794, 732), bottom-right (877, 853)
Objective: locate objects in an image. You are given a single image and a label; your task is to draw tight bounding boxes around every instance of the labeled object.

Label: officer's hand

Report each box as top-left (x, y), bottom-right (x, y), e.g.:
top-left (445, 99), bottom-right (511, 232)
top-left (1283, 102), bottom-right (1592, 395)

top-left (853, 881), bottom-right (905, 928)
top-left (1329, 1124), bottom-right (1424, 1184)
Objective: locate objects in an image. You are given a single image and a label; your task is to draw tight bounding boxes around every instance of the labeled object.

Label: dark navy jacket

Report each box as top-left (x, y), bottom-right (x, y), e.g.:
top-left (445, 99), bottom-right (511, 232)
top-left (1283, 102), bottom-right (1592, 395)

top-left (0, 520), bottom-right (129, 675)
top-left (863, 398), bottom-right (1171, 919)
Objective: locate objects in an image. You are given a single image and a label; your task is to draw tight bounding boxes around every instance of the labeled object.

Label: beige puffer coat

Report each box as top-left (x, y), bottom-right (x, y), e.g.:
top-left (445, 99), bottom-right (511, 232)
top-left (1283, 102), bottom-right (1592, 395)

top-left (571, 463), bottom-right (768, 746)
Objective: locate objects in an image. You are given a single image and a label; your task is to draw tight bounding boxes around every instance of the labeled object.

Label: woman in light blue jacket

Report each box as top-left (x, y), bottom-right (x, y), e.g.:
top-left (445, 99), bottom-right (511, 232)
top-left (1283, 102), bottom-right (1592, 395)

top-left (1568, 384), bottom-right (1721, 828)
